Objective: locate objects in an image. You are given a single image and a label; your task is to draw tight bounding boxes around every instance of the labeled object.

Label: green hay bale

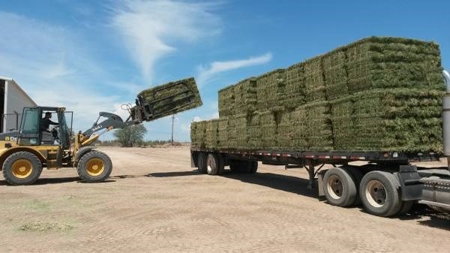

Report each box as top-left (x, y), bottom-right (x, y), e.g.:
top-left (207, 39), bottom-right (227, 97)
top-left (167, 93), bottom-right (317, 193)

top-left (256, 69), bottom-right (286, 110)
top-left (303, 57), bottom-right (326, 103)
top-left (205, 119), bottom-right (219, 148)
top-left (345, 37), bottom-right (444, 93)
top-left (290, 106), bottom-right (308, 150)
top-left (137, 77), bottom-right (203, 120)
top-left (218, 117), bottom-right (230, 148)
top-left (342, 88), bottom-right (444, 152)
top-left (248, 112), bottom-right (262, 149)
top-left (330, 97), bottom-right (354, 150)
top-left (277, 110), bottom-right (295, 149)
top-left (235, 114), bottom-right (249, 149)
top-left (234, 78), bottom-right (257, 115)
top-left (260, 110), bottom-right (277, 149)
top-left (304, 101), bottom-right (333, 151)
top-left (323, 50), bottom-right (349, 100)
top-left (190, 121), bottom-right (207, 149)
top-left (218, 85), bottom-right (235, 117)
top-left (284, 63), bottom-right (306, 109)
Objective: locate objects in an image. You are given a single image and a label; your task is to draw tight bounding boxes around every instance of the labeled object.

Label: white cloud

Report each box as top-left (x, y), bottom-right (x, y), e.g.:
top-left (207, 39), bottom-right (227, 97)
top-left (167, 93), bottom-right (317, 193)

top-left (111, 0), bottom-right (222, 84)
top-left (197, 53), bottom-right (273, 86)
top-left (0, 12), bottom-right (123, 132)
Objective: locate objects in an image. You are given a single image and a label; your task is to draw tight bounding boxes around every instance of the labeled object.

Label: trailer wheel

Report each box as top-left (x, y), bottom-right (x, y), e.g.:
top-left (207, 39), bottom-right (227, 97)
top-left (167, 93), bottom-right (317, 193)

top-left (230, 160), bottom-right (257, 174)
top-left (342, 166), bottom-right (364, 206)
top-left (360, 171), bottom-right (402, 217)
top-left (2, 151), bottom-right (43, 185)
top-left (323, 167), bottom-right (358, 207)
top-left (397, 201), bottom-right (414, 215)
top-left (197, 153), bottom-right (207, 174)
top-left (206, 153), bottom-right (223, 175)
top-left (77, 151), bottom-right (112, 183)
top-left (249, 161), bottom-right (258, 174)
top-left (229, 160), bottom-right (242, 173)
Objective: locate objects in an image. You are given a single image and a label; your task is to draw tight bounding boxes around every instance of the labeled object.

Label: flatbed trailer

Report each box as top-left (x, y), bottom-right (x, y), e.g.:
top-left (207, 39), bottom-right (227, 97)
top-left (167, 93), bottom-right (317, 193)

top-left (190, 71), bottom-right (450, 217)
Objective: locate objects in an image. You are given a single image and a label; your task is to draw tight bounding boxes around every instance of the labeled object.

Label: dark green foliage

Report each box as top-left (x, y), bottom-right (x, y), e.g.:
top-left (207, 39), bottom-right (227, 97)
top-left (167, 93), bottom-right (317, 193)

top-left (114, 124), bottom-right (147, 147)
top-left (138, 77), bottom-right (203, 120)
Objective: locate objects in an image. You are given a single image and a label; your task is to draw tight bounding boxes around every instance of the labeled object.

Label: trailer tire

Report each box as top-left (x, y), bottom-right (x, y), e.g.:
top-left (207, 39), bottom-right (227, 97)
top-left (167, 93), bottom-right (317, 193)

top-left (360, 171), bottom-right (402, 217)
top-left (77, 151), bottom-right (112, 183)
top-left (2, 151), bottom-right (43, 185)
top-left (229, 160), bottom-right (243, 173)
top-left (218, 154), bottom-right (225, 175)
top-left (323, 167), bottom-right (358, 207)
top-left (249, 161), bottom-right (258, 174)
top-left (342, 166), bottom-right (364, 206)
top-left (197, 153), bottom-right (207, 174)
top-left (397, 201), bottom-right (414, 215)
top-left (206, 153), bottom-right (223, 175)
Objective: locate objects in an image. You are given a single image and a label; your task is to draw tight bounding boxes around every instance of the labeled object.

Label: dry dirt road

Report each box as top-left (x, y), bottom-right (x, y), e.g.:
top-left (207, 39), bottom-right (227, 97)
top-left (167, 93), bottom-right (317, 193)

top-left (1, 146), bottom-right (450, 253)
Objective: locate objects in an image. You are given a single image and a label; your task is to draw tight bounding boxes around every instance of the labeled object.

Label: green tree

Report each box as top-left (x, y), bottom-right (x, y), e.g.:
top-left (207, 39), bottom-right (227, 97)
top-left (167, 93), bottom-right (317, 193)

top-left (113, 124), bottom-right (147, 147)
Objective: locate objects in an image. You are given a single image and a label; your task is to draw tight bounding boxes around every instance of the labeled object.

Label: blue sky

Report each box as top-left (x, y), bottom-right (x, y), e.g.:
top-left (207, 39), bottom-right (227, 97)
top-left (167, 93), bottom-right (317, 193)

top-left (0, 0), bottom-right (449, 141)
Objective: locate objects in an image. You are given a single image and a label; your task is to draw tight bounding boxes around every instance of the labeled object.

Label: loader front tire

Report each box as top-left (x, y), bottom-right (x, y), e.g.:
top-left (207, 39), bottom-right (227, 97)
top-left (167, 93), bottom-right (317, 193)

top-left (2, 151), bottom-right (42, 185)
top-left (77, 151), bottom-right (112, 183)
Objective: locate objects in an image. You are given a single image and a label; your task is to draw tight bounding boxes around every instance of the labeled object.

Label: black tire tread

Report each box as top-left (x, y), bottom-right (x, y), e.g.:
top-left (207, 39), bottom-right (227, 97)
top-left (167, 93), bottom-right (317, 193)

top-left (77, 150), bottom-right (112, 183)
top-left (2, 151), bottom-right (43, 185)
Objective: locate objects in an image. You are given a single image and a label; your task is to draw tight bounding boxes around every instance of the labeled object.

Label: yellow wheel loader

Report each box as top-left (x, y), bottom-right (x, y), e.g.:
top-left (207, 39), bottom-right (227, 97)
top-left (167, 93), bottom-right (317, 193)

top-left (0, 107), bottom-right (139, 185)
top-left (0, 77), bottom-right (202, 185)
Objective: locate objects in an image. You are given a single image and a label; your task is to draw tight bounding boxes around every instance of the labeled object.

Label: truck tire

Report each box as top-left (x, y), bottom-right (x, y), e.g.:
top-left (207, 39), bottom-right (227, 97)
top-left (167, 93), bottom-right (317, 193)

top-left (342, 166), bottom-right (364, 206)
top-left (323, 167), bottom-right (358, 207)
top-left (230, 160), bottom-right (247, 173)
top-left (77, 151), bottom-right (112, 183)
top-left (197, 153), bottom-right (207, 174)
top-left (249, 161), bottom-right (258, 174)
top-left (359, 171), bottom-right (402, 217)
top-left (2, 151), bottom-right (43, 185)
top-left (397, 201), bottom-right (414, 215)
top-left (206, 153), bottom-right (223, 175)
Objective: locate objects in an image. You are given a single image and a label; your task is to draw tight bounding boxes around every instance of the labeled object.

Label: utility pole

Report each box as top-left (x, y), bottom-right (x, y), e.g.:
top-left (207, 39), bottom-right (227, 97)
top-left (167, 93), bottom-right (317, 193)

top-left (171, 114), bottom-right (175, 145)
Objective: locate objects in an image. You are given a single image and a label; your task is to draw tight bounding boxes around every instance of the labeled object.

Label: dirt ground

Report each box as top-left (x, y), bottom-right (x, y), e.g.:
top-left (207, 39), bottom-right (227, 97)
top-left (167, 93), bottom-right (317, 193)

top-left (1, 146), bottom-right (450, 253)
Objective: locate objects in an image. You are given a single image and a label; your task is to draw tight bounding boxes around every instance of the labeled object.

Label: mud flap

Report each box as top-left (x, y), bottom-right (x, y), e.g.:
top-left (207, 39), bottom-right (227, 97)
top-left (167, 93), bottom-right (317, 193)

top-left (396, 165), bottom-right (423, 201)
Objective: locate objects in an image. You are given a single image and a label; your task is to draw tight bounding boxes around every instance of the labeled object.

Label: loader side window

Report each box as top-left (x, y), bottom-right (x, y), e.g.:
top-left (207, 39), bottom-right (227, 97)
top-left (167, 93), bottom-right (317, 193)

top-left (18, 108), bottom-right (40, 145)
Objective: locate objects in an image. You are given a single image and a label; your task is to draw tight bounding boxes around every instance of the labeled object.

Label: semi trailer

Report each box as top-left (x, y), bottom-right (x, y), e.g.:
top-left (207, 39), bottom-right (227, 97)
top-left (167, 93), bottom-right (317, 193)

top-left (191, 63), bottom-right (450, 217)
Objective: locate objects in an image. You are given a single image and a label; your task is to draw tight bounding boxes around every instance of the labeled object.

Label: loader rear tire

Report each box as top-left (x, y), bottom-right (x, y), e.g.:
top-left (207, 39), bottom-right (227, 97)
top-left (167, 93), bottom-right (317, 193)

top-left (2, 151), bottom-right (42, 185)
top-left (77, 151), bottom-right (112, 183)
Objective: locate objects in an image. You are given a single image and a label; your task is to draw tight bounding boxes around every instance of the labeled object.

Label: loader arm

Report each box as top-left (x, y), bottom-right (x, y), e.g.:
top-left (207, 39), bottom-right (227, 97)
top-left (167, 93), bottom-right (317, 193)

top-left (77, 112), bottom-right (141, 148)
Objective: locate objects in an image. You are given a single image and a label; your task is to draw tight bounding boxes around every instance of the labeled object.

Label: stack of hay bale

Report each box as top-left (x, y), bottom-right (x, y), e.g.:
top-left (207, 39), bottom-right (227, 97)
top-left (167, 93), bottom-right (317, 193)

top-left (137, 77), bottom-right (202, 120)
top-left (191, 36), bottom-right (445, 153)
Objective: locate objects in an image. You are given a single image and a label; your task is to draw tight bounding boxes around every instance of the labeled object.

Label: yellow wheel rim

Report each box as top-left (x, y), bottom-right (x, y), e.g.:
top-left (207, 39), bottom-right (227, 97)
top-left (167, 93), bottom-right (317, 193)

top-left (86, 158), bottom-right (105, 176)
top-left (11, 159), bottom-right (33, 179)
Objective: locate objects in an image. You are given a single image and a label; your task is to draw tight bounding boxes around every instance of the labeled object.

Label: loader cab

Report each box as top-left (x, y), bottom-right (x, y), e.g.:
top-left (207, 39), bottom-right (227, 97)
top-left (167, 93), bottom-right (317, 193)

top-left (18, 106), bottom-right (73, 149)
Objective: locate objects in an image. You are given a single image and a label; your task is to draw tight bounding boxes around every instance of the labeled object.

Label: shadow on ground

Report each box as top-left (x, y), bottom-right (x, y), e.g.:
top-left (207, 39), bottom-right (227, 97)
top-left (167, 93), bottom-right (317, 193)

top-left (0, 177), bottom-right (116, 186)
top-left (147, 169), bottom-right (318, 198)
